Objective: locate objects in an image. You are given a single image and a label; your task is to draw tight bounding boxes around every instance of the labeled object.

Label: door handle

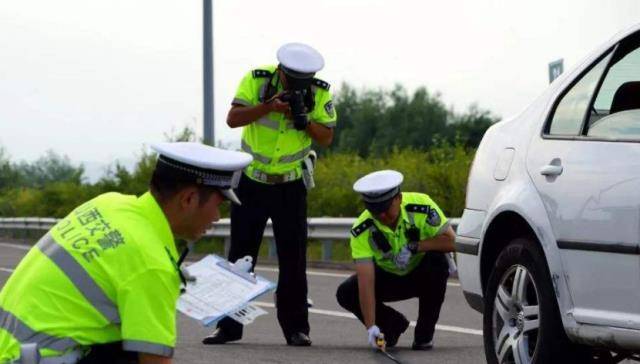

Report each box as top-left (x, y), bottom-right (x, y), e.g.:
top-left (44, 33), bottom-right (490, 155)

top-left (540, 164), bottom-right (563, 176)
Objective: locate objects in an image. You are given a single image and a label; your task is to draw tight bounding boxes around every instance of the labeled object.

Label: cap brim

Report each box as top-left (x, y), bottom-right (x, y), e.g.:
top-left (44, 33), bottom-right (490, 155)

top-left (365, 199), bottom-right (393, 215)
top-left (281, 65), bottom-right (315, 79)
top-left (221, 189), bottom-right (242, 205)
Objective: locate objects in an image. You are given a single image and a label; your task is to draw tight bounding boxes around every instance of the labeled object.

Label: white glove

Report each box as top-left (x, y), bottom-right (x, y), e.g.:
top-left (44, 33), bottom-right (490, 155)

top-left (367, 325), bottom-right (381, 348)
top-left (446, 253), bottom-right (458, 276)
top-left (394, 246), bottom-right (412, 270)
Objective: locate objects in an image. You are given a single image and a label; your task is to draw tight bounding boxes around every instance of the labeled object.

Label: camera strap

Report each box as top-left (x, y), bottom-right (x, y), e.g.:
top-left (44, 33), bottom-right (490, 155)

top-left (260, 71), bottom-right (281, 103)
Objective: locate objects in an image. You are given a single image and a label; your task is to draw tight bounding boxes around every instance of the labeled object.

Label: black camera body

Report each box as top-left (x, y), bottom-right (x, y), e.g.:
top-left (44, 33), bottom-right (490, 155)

top-left (279, 90), bottom-right (309, 130)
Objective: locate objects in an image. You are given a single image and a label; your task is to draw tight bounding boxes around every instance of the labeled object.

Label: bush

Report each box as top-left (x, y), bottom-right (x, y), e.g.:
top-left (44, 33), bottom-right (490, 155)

top-left (309, 143), bottom-right (473, 218)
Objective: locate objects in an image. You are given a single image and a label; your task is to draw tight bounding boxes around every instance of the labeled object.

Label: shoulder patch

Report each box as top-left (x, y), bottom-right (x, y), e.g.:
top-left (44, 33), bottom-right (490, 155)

top-left (426, 208), bottom-right (442, 227)
top-left (405, 204), bottom-right (430, 214)
top-left (351, 218), bottom-right (374, 237)
top-left (324, 100), bottom-right (335, 117)
top-left (252, 69), bottom-right (273, 78)
top-left (312, 78), bottom-right (330, 91)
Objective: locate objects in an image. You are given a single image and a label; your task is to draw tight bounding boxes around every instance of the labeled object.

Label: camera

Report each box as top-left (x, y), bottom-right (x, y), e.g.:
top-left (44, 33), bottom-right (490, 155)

top-left (279, 91), bottom-right (309, 130)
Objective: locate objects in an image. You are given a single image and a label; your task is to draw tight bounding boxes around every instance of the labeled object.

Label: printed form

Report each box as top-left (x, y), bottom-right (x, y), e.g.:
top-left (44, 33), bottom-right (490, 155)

top-left (177, 255), bottom-right (275, 326)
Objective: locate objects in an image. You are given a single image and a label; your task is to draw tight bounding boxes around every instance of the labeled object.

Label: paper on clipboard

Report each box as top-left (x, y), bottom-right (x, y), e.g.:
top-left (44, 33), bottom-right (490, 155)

top-left (177, 254), bottom-right (275, 326)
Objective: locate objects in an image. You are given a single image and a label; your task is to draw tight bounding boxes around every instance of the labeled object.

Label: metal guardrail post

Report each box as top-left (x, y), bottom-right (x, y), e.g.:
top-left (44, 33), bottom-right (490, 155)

top-left (322, 240), bottom-right (332, 261)
top-left (223, 237), bottom-right (231, 257)
top-left (268, 239), bottom-right (277, 260)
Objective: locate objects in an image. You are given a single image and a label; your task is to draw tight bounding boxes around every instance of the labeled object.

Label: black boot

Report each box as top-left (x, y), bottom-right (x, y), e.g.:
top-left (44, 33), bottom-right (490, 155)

top-left (383, 316), bottom-right (410, 348)
top-left (202, 328), bottom-right (242, 345)
top-left (286, 332), bottom-right (312, 346)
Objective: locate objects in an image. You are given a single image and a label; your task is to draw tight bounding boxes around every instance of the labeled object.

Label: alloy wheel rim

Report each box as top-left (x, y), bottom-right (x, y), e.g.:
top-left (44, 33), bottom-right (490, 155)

top-left (492, 265), bottom-right (540, 364)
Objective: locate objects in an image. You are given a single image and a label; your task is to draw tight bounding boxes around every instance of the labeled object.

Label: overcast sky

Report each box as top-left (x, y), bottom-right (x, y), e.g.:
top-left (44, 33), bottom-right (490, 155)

top-left (1, 0), bottom-right (639, 170)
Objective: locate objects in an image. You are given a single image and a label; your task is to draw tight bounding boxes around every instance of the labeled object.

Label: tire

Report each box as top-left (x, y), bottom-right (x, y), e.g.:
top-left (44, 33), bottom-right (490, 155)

top-left (483, 237), bottom-right (577, 364)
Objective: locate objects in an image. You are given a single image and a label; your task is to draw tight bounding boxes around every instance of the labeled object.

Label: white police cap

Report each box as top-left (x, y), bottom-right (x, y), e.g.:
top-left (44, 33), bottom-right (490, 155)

top-left (277, 42), bottom-right (324, 78)
top-left (151, 142), bottom-right (252, 205)
top-left (353, 170), bottom-right (404, 212)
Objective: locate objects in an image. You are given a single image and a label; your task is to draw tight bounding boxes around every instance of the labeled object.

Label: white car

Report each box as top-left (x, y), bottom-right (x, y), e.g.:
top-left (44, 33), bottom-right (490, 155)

top-left (457, 24), bottom-right (640, 364)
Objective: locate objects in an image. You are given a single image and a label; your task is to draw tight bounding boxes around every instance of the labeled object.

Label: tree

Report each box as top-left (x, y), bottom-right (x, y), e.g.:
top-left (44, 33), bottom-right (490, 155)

top-left (15, 150), bottom-right (84, 188)
top-left (447, 104), bottom-right (499, 148)
top-left (0, 147), bottom-right (21, 190)
top-left (331, 84), bottom-right (499, 157)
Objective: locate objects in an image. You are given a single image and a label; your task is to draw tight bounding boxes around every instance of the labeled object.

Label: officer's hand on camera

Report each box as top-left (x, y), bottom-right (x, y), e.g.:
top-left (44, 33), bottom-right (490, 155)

top-left (394, 246), bottom-right (413, 270)
top-left (265, 92), bottom-right (290, 114)
top-left (367, 325), bottom-right (381, 348)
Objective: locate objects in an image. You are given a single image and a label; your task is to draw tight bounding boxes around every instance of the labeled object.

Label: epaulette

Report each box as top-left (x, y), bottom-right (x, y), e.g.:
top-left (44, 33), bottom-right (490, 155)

top-left (252, 69), bottom-right (273, 78)
top-left (351, 218), bottom-right (374, 237)
top-left (405, 204), bottom-right (431, 214)
top-left (312, 78), bottom-right (330, 91)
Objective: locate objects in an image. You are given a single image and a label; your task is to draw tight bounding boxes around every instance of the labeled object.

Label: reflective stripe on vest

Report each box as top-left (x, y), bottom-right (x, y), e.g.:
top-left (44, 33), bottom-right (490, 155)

top-left (36, 234), bottom-right (121, 325)
top-left (241, 140), bottom-right (272, 164)
top-left (241, 140), bottom-right (310, 165)
top-left (123, 340), bottom-right (174, 358)
top-left (255, 117), bottom-right (280, 131)
top-left (278, 146), bottom-right (311, 164)
top-left (255, 117), bottom-right (297, 131)
top-left (0, 307), bottom-right (79, 353)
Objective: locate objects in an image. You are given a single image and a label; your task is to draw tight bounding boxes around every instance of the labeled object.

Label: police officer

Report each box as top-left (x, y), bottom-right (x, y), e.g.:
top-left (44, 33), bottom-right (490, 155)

top-left (0, 142), bottom-right (252, 364)
top-left (336, 170), bottom-right (456, 350)
top-left (202, 43), bottom-right (337, 347)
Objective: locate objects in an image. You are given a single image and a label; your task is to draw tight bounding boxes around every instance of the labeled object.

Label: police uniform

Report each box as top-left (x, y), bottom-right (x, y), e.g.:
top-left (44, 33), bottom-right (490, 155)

top-left (335, 170), bottom-right (451, 350)
top-left (204, 43), bottom-right (337, 346)
top-left (0, 142), bottom-right (251, 363)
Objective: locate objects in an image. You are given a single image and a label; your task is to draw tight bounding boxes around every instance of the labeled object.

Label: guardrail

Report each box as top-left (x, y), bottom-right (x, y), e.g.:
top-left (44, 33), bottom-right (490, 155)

top-left (0, 217), bottom-right (459, 262)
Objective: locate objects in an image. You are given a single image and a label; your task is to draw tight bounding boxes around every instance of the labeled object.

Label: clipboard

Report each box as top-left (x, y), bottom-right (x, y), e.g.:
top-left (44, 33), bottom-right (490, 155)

top-left (177, 254), bottom-right (275, 326)
top-left (216, 260), bottom-right (257, 284)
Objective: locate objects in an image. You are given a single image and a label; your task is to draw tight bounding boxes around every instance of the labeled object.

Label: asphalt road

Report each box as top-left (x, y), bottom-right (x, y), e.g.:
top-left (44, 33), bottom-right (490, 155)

top-left (0, 241), bottom-right (485, 363)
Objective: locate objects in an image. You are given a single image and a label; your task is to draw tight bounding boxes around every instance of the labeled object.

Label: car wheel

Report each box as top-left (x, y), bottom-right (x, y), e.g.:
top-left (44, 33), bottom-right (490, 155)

top-left (483, 237), bottom-right (575, 364)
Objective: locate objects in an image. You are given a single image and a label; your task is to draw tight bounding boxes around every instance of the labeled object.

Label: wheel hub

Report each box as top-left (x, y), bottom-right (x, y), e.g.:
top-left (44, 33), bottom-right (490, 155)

top-left (516, 312), bottom-right (525, 333)
top-left (492, 264), bottom-right (541, 364)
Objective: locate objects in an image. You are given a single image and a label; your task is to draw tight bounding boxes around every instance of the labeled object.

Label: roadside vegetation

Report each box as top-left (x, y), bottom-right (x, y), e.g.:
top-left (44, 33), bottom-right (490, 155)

top-left (0, 84), bottom-right (497, 221)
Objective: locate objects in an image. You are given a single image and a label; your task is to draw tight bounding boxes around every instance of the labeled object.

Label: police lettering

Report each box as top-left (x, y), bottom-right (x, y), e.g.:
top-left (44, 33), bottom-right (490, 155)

top-left (82, 248), bottom-right (100, 263)
top-left (76, 207), bottom-right (103, 226)
top-left (72, 237), bottom-right (90, 250)
top-left (97, 229), bottom-right (125, 251)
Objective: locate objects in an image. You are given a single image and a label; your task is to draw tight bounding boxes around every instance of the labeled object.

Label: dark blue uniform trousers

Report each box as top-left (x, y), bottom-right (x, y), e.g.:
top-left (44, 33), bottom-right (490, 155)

top-left (217, 174), bottom-right (309, 339)
top-left (336, 252), bottom-right (449, 343)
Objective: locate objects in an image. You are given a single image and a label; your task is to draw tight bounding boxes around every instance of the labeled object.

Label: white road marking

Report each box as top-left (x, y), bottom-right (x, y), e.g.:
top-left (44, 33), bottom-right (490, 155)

top-left (254, 266), bottom-right (462, 287)
top-left (0, 242), bottom-right (30, 251)
top-left (255, 266), bottom-right (350, 278)
top-left (253, 301), bottom-right (482, 336)
top-left (0, 267), bottom-right (14, 274)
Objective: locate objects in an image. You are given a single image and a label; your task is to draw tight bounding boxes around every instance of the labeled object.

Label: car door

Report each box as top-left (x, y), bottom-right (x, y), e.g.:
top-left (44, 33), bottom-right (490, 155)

top-left (526, 31), bottom-right (640, 330)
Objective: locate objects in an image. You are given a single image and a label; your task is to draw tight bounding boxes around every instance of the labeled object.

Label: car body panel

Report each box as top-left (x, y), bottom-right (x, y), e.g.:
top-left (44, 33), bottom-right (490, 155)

top-left (458, 22), bottom-right (640, 350)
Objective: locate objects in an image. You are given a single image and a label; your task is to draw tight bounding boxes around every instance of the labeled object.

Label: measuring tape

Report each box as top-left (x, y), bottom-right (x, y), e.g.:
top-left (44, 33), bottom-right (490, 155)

top-left (376, 334), bottom-right (403, 364)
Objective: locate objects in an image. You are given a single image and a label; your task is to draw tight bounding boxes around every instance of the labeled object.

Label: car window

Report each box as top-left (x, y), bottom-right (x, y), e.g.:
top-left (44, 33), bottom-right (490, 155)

top-left (547, 52), bottom-right (612, 136)
top-left (588, 110), bottom-right (640, 139)
top-left (587, 44), bottom-right (640, 139)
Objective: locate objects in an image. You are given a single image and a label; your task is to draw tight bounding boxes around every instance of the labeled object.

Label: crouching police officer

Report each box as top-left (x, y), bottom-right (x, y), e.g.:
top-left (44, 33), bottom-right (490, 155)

top-left (336, 170), bottom-right (456, 350)
top-left (0, 142), bottom-right (252, 364)
top-left (202, 42), bottom-right (337, 347)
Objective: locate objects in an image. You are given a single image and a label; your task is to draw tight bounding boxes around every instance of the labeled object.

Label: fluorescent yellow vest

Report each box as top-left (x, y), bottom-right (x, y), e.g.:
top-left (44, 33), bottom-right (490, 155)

top-left (349, 193), bottom-right (450, 276)
top-left (0, 192), bottom-right (180, 362)
top-left (233, 65), bottom-right (337, 182)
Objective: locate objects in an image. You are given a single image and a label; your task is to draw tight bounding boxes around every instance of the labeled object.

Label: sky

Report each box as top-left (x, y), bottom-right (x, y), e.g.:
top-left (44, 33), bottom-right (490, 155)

top-left (0, 0), bottom-right (639, 177)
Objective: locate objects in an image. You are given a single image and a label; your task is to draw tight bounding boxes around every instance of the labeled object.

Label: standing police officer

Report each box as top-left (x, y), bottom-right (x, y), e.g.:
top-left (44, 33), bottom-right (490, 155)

top-left (202, 43), bottom-right (337, 347)
top-left (0, 142), bottom-right (252, 364)
top-left (336, 170), bottom-right (456, 350)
